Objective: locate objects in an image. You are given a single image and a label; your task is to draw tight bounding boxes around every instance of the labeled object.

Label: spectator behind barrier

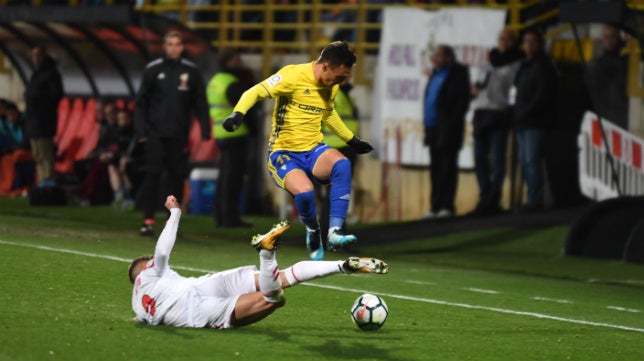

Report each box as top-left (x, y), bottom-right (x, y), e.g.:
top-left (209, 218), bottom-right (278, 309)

top-left (586, 25), bottom-right (629, 129)
top-left (511, 30), bottom-right (557, 213)
top-left (0, 102), bottom-right (35, 197)
top-left (420, 44), bottom-right (471, 219)
top-left (24, 45), bottom-right (64, 186)
top-left (470, 29), bottom-right (523, 216)
top-left (108, 109), bottom-right (136, 209)
top-left (72, 101), bottom-right (119, 206)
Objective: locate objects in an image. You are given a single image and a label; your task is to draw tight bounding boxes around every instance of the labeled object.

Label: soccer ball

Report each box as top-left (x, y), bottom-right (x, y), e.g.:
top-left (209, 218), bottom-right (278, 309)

top-left (350, 293), bottom-right (389, 331)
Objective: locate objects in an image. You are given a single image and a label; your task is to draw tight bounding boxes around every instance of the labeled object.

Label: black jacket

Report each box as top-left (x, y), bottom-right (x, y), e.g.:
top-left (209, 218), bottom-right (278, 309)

top-left (424, 62), bottom-right (471, 150)
top-left (513, 53), bottom-right (557, 129)
top-left (134, 57), bottom-right (211, 142)
top-left (586, 48), bottom-right (628, 129)
top-left (24, 56), bottom-right (64, 139)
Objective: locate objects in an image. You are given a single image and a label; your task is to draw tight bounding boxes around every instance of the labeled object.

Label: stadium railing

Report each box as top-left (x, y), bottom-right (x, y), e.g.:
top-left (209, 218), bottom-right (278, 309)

top-left (0, 0), bottom-right (558, 85)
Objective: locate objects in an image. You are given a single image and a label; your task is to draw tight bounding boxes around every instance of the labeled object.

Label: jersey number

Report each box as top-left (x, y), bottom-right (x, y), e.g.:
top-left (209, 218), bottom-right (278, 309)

top-left (142, 295), bottom-right (157, 316)
top-left (276, 154), bottom-right (291, 166)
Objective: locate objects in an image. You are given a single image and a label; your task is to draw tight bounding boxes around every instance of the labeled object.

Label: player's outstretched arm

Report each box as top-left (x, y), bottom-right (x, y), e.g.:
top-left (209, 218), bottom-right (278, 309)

top-left (153, 195), bottom-right (182, 272)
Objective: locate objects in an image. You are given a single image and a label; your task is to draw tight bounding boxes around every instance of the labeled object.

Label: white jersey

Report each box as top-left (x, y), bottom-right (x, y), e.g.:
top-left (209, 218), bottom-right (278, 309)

top-left (131, 208), bottom-right (259, 329)
top-left (131, 209), bottom-right (200, 327)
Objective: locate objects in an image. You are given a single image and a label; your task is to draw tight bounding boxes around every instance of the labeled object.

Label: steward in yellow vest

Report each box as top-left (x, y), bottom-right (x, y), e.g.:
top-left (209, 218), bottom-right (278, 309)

top-left (206, 48), bottom-right (254, 228)
top-left (322, 84), bottom-right (360, 149)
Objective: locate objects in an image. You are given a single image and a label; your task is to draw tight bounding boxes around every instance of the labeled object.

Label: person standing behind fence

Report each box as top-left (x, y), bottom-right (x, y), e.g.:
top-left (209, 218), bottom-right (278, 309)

top-left (511, 30), bottom-right (557, 213)
top-left (134, 31), bottom-right (211, 236)
top-left (208, 48), bottom-right (257, 228)
top-left (470, 30), bottom-right (523, 216)
top-left (421, 44), bottom-right (471, 219)
top-left (24, 46), bottom-right (64, 186)
top-left (586, 25), bottom-right (629, 129)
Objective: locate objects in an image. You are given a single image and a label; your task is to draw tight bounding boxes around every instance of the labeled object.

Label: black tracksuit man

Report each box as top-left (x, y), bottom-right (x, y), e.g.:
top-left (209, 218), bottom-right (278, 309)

top-left (134, 54), bottom-right (210, 234)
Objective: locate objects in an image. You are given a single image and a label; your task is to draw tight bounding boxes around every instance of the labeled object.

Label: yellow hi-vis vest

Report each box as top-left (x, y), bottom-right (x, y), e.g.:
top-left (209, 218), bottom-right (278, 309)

top-left (207, 72), bottom-right (249, 140)
top-left (323, 89), bottom-right (359, 149)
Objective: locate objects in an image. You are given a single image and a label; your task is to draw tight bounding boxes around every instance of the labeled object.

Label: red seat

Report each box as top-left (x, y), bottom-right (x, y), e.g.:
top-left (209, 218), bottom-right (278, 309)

top-left (188, 119), bottom-right (217, 163)
top-left (54, 97), bottom-right (71, 144)
top-left (74, 123), bottom-right (100, 162)
top-left (56, 98), bottom-right (97, 174)
top-left (56, 98), bottom-right (84, 158)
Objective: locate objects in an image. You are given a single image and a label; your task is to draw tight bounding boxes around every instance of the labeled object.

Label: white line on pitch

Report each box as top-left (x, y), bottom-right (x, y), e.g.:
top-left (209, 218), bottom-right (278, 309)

top-left (310, 283), bottom-right (644, 333)
top-left (463, 287), bottom-right (500, 294)
top-left (531, 296), bottom-right (572, 304)
top-left (2, 239), bottom-right (644, 334)
top-left (607, 306), bottom-right (642, 313)
top-left (404, 280), bottom-right (437, 286)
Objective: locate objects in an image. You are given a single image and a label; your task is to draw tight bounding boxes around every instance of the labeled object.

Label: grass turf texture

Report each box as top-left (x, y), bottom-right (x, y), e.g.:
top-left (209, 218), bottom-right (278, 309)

top-left (0, 197), bottom-right (643, 361)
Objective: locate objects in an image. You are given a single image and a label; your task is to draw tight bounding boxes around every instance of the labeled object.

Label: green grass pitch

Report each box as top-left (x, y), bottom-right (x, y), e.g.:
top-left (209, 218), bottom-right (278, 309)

top-left (0, 197), bottom-right (643, 361)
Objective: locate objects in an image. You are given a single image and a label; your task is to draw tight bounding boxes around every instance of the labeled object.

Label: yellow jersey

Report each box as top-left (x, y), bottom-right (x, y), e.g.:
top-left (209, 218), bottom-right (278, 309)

top-left (233, 62), bottom-right (354, 152)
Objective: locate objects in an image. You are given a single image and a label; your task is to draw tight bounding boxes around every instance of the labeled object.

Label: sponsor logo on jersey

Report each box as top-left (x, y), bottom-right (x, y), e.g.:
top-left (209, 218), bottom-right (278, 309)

top-left (266, 74), bottom-right (283, 87)
top-left (178, 73), bottom-right (189, 90)
top-left (290, 100), bottom-right (329, 114)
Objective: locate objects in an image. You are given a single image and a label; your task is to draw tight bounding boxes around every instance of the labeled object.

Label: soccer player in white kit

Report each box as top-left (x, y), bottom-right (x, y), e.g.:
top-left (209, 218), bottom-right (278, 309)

top-left (129, 195), bottom-right (388, 329)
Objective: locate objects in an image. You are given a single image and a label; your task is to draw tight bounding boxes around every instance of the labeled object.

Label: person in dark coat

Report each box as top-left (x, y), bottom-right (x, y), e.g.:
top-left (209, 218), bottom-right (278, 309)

top-left (134, 31), bottom-right (211, 236)
top-left (24, 46), bottom-right (64, 185)
top-left (421, 44), bottom-right (471, 219)
top-left (470, 30), bottom-right (523, 215)
top-left (586, 25), bottom-right (629, 129)
top-left (512, 30), bottom-right (557, 212)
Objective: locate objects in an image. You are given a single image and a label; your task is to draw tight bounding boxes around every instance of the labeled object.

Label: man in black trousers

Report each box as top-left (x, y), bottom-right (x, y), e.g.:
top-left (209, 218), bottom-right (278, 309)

top-left (207, 48), bottom-right (258, 228)
top-left (133, 31), bottom-right (211, 236)
top-left (421, 44), bottom-right (471, 219)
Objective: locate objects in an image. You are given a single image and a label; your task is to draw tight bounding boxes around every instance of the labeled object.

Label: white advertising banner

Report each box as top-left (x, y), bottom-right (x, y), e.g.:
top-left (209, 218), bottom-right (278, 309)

top-left (578, 111), bottom-right (644, 200)
top-left (371, 7), bottom-right (507, 168)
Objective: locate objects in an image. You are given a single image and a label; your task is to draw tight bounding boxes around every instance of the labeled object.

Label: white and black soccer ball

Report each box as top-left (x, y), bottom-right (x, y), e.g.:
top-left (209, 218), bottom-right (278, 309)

top-left (350, 293), bottom-right (389, 331)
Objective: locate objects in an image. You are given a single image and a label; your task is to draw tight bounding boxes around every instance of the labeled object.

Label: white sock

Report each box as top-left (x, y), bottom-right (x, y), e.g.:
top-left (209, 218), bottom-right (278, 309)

top-left (283, 260), bottom-right (345, 286)
top-left (328, 227), bottom-right (340, 237)
top-left (259, 250), bottom-right (283, 302)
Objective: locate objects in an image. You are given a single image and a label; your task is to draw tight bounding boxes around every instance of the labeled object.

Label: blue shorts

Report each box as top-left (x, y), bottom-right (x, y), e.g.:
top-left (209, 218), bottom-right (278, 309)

top-left (267, 143), bottom-right (331, 189)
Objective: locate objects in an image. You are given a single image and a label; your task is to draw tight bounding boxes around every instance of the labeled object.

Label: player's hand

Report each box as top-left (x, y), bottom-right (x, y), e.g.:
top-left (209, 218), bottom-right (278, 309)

top-left (347, 136), bottom-right (374, 154)
top-left (223, 111), bottom-right (244, 132)
top-left (165, 195), bottom-right (180, 210)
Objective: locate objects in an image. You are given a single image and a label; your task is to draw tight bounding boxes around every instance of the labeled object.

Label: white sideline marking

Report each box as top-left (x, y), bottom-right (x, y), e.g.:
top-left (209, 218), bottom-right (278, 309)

top-left (310, 284), bottom-right (644, 333)
top-left (0, 240), bottom-right (214, 274)
top-left (463, 287), bottom-right (500, 294)
top-left (607, 306), bottom-right (641, 313)
top-left (531, 296), bottom-right (573, 304)
top-left (2, 239), bottom-right (644, 334)
top-left (404, 280), bottom-right (437, 286)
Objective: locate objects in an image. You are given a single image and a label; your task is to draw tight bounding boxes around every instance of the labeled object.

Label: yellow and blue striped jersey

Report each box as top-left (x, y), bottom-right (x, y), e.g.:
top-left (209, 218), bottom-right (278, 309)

top-left (233, 62), bottom-right (354, 152)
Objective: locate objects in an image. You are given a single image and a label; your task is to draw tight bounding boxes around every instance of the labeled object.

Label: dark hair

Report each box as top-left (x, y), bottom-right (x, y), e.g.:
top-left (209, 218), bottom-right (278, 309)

top-left (5, 102), bottom-right (18, 113)
top-left (317, 41), bottom-right (356, 68)
top-left (128, 255), bottom-right (153, 284)
top-left (522, 29), bottom-right (545, 50)
top-left (439, 44), bottom-right (456, 62)
top-left (217, 47), bottom-right (240, 68)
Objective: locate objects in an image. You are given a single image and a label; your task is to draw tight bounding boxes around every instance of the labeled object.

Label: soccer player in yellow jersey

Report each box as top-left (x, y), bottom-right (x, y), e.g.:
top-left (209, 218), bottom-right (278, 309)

top-left (221, 42), bottom-right (373, 260)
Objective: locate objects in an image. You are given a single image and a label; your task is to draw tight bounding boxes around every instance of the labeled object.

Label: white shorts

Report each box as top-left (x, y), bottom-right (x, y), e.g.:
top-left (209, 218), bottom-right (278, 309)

top-left (190, 265), bottom-right (258, 329)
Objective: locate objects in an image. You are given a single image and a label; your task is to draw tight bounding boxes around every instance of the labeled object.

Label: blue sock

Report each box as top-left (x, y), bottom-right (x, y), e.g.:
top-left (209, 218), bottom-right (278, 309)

top-left (293, 191), bottom-right (318, 230)
top-left (329, 159), bottom-right (351, 230)
top-left (329, 216), bottom-right (344, 230)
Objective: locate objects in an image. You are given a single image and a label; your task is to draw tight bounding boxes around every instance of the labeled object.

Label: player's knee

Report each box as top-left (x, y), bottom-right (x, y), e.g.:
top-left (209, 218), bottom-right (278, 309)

top-left (293, 190), bottom-right (315, 208)
top-left (331, 158), bottom-right (351, 182)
